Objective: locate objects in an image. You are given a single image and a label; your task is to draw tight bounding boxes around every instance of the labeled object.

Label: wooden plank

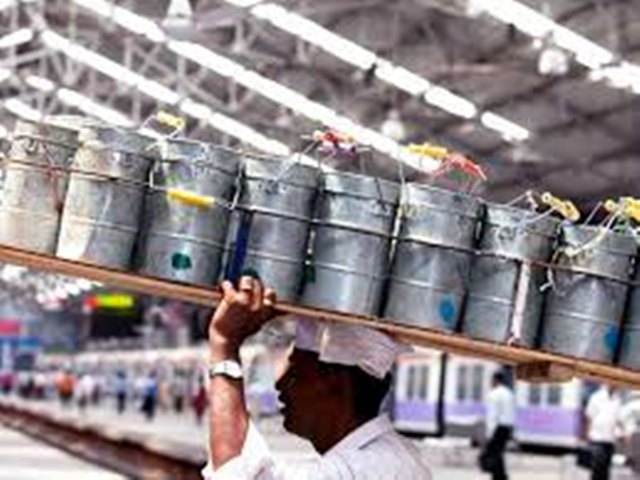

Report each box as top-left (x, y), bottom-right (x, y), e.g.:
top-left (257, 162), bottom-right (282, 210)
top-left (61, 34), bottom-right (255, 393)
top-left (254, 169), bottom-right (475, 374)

top-left (515, 362), bottom-right (575, 383)
top-left (0, 245), bottom-right (222, 306)
top-left (2, 245), bottom-right (640, 388)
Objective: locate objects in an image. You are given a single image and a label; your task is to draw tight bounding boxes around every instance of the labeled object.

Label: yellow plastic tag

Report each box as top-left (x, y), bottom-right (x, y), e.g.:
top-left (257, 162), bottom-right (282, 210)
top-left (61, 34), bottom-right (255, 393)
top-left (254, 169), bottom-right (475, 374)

top-left (167, 188), bottom-right (216, 209)
top-left (156, 111), bottom-right (186, 130)
top-left (604, 199), bottom-right (619, 214)
top-left (605, 197), bottom-right (640, 223)
top-left (541, 192), bottom-right (580, 222)
top-left (621, 197), bottom-right (640, 223)
top-left (407, 143), bottom-right (449, 159)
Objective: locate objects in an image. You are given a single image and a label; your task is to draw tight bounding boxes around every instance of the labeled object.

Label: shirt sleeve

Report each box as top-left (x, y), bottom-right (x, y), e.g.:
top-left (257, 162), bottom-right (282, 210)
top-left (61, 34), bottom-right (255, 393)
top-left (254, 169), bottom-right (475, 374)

top-left (201, 421), bottom-right (278, 480)
top-left (585, 394), bottom-right (598, 420)
top-left (486, 391), bottom-right (498, 436)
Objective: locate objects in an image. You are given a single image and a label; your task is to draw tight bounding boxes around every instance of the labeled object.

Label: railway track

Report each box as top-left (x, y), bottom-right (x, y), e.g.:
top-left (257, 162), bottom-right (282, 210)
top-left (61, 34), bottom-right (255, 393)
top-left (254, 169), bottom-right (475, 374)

top-left (0, 399), bottom-right (205, 480)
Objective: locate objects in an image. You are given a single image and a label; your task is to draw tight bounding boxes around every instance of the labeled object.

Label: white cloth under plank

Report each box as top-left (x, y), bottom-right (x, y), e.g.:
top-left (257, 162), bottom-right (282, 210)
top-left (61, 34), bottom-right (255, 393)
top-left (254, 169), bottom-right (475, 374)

top-left (294, 316), bottom-right (411, 379)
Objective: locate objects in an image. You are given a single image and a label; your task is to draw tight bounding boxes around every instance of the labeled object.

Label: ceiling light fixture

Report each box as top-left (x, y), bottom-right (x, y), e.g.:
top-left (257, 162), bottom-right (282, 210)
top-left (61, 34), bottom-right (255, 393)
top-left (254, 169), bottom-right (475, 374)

top-left (0, 0), bottom-right (16, 12)
top-left (4, 98), bottom-right (42, 121)
top-left (57, 88), bottom-right (135, 127)
top-left (0, 67), bottom-right (11, 83)
top-left (380, 109), bottom-right (407, 142)
top-left (0, 28), bottom-right (34, 49)
top-left (163, 0), bottom-right (193, 31)
top-left (25, 74), bottom-right (55, 92)
top-left (481, 111), bottom-right (530, 141)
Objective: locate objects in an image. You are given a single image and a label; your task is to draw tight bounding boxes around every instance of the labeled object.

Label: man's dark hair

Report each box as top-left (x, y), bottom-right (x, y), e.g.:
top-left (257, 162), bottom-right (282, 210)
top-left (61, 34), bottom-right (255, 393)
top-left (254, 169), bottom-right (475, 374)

top-left (493, 371), bottom-right (507, 386)
top-left (351, 367), bottom-right (392, 422)
top-left (318, 360), bottom-right (392, 422)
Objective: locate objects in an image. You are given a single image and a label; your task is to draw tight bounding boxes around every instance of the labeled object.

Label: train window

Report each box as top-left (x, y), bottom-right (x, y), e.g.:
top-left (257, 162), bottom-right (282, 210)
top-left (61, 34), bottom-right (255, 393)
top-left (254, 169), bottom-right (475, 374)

top-left (529, 384), bottom-right (542, 405)
top-left (548, 384), bottom-right (562, 406)
top-left (407, 366), bottom-right (417, 400)
top-left (471, 365), bottom-right (484, 401)
top-left (419, 366), bottom-right (429, 400)
top-left (456, 365), bottom-right (468, 402)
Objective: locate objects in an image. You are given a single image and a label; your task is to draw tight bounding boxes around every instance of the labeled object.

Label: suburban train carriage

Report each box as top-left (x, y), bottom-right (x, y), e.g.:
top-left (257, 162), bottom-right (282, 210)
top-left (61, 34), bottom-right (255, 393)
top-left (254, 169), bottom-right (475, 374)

top-left (393, 351), bottom-right (494, 436)
top-left (393, 350), bottom-right (584, 448)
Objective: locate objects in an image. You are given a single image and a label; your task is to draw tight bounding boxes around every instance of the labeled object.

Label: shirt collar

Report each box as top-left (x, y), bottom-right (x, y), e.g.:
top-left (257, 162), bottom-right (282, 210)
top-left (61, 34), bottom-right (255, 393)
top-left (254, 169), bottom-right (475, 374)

top-left (325, 414), bottom-right (394, 457)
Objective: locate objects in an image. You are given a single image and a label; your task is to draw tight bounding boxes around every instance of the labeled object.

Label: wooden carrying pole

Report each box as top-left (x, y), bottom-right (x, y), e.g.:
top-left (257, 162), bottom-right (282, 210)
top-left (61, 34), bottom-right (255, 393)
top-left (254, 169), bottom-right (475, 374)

top-left (2, 244), bottom-right (640, 388)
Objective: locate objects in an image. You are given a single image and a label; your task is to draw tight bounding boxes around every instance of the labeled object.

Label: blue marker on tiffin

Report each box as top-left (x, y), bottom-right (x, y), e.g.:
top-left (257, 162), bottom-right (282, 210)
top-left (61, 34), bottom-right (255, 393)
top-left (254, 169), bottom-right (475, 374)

top-left (225, 210), bottom-right (254, 284)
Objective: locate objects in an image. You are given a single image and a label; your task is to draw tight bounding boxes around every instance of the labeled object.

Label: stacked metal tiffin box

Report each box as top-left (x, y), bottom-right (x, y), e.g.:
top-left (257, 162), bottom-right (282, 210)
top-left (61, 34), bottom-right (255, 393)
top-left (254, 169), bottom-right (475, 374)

top-left (384, 184), bottom-right (480, 332)
top-left (135, 140), bottom-right (239, 286)
top-left (0, 119), bottom-right (79, 254)
top-left (461, 204), bottom-right (560, 346)
top-left (300, 171), bottom-right (399, 316)
top-left (619, 251), bottom-right (640, 369)
top-left (223, 155), bottom-right (319, 303)
top-left (56, 125), bottom-right (157, 268)
top-left (539, 225), bottom-right (637, 363)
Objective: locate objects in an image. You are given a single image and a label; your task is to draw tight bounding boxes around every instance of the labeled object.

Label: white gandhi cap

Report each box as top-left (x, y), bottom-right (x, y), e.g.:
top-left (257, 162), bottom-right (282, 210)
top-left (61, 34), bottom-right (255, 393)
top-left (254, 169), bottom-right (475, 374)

top-left (294, 316), bottom-right (411, 379)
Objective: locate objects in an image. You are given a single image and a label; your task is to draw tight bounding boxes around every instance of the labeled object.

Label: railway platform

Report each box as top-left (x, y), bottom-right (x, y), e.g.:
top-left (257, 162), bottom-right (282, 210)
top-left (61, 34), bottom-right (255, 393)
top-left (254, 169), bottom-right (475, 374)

top-left (2, 395), bottom-right (634, 479)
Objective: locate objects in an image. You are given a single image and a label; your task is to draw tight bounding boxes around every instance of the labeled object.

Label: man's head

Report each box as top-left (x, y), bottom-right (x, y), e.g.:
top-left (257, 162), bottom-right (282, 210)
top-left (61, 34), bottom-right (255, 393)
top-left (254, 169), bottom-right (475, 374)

top-left (492, 370), bottom-right (507, 388)
top-left (604, 384), bottom-right (618, 395)
top-left (275, 348), bottom-right (391, 452)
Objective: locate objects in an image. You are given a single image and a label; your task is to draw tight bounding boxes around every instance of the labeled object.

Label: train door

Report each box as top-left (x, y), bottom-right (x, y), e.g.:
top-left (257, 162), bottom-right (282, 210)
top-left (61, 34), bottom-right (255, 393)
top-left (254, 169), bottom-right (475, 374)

top-left (445, 357), bottom-right (493, 435)
top-left (393, 351), bottom-right (441, 434)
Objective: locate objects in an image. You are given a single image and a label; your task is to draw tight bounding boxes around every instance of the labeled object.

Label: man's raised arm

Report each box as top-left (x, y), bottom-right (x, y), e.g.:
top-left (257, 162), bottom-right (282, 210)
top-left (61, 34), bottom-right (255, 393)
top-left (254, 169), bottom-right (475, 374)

top-left (207, 276), bottom-right (276, 469)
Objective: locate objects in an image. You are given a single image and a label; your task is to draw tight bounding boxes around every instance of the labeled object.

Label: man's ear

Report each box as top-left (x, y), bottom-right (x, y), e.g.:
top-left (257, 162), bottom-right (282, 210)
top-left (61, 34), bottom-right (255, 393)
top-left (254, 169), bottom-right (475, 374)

top-left (321, 367), bottom-right (353, 398)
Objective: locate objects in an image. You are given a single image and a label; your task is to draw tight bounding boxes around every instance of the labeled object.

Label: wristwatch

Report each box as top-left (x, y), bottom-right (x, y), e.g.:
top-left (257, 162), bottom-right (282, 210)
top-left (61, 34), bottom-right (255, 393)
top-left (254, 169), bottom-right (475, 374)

top-left (208, 360), bottom-right (243, 380)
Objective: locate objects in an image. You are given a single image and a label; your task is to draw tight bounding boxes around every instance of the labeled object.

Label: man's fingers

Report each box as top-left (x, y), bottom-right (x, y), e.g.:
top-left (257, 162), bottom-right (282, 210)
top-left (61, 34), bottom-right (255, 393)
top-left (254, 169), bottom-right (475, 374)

top-left (259, 288), bottom-right (277, 324)
top-left (251, 278), bottom-right (264, 312)
top-left (238, 275), bottom-right (255, 291)
top-left (263, 288), bottom-right (276, 307)
top-left (236, 276), bottom-right (254, 306)
top-left (220, 280), bottom-right (236, 299)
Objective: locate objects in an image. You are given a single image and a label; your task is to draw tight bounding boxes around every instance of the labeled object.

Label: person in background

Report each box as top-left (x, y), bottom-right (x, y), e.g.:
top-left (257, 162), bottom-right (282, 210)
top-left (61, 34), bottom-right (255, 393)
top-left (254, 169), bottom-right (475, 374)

top-left (140, 370), bottom-right (158, 421)
top-left (619, 390), bottom-right (640, 479)
top-left (0, 370), bottom-right (13, 395)
top-left (585, 384), bottom-right (623, 480)
top-left (192, 373), bottom-right (207, 425)
top-left (202, 276), bottom-right (431, 479)
top-left (172, 369), bottom-right (187, 414)
top-left (56, 369), bottom-right (75, 407)
top-left (114, 370), bottom-right (128, 414)
top-left (76, 372), bottom-right (95, 413)
top-left (33, 371), bottom-right (46, 399)
top-left (133, 367), bottom-right (146, 407)
top-left (158, 373), bottom-right (171, 413)
top-left (480, 370), bottom-right (516, 480)
top-left (91, 371), bottom-right (104, 406)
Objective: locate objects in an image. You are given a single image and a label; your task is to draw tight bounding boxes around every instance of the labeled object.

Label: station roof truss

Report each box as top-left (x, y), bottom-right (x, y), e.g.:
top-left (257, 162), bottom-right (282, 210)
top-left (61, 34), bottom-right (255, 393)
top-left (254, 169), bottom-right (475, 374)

top-left (0, 0), bottom-right (638, 206)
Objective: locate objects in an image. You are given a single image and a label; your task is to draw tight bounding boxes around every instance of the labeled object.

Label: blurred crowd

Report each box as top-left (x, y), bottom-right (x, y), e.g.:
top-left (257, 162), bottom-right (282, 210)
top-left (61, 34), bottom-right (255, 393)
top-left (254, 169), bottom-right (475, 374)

top-left (0, 364), bottom-right (209, 424)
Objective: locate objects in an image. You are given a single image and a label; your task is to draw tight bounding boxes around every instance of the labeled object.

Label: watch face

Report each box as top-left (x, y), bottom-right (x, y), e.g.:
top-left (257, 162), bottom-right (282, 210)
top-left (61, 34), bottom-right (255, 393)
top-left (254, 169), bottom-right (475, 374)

top-left (224, 361), bottom-right (243, 378)
top-left (209, 361), bottom-right (243, 380)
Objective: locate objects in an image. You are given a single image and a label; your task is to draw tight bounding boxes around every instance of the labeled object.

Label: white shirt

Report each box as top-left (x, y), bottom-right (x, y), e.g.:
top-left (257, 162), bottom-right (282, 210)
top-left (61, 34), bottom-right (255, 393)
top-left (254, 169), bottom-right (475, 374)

top-left (486, 385), bottom-right (516, 437)
top-left (585, 387), bottom-right (621, 443)
top-left (76, 374), bottom-right (95, 399)
top-left (202, 414), bottom-right (432, 480)
top-left (619, 396), bottom-right (640, 437)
